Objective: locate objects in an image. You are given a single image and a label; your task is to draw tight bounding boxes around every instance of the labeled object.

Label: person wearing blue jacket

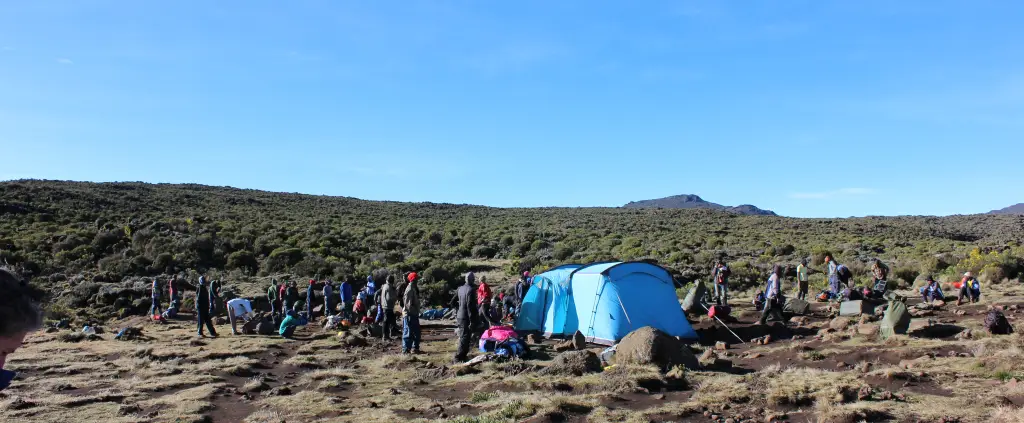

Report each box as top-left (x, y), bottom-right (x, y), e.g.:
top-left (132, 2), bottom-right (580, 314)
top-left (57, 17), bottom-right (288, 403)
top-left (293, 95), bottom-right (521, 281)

top-left (340, 278), bottom-right (354, 321)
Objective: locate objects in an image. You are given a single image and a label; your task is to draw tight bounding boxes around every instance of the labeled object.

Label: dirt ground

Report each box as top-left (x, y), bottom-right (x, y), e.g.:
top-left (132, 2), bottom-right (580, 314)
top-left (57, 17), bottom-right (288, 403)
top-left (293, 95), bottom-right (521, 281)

top-left (5, 283), bottom-right (1024, 423)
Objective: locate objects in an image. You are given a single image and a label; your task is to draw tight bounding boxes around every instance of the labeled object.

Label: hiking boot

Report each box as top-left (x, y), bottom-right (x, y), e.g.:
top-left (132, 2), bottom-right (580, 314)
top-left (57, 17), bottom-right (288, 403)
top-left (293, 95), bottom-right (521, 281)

top-left (411, 348), bottom-right (422, 355)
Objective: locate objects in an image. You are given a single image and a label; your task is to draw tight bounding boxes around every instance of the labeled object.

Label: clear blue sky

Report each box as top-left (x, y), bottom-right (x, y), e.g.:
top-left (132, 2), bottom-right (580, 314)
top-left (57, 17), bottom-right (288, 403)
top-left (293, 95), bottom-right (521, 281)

top-left (2, 1), bottom-right (1022, 218)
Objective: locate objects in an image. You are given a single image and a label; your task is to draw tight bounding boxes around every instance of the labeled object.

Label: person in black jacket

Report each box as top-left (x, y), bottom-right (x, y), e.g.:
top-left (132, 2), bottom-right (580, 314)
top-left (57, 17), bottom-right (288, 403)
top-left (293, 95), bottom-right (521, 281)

top-left (450, 272), bottom-right (478, 363)
top-left (208, 279), bottom-right (222, 317)
top-left (196, 276), bottom-right (218, 337)
top-left (0, 269), bottom-right (43, 392)
top-left (306, 279), bottom-right (316, 321)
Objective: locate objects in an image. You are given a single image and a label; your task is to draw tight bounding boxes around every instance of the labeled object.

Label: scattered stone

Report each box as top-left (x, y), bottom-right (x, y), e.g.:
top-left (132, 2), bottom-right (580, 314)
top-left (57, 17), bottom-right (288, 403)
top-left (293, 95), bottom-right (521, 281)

top-left (935, 300), bottom-right (946, 307)
top-left (746, 353), bottom-right (763, 359)
top-left (856, 324), bottom-right (880, 336)
top-left (857, 386), bottom-right (872, 401)
top-left (704, 411), bottom-right (712, 417)
top-left (954, 310), bottom-right (967, 316)
top-left (6, 397), bottom-right (36, 410)
top-left (715, 341), bottom-right (729, 351)
top-left (711, 414), bottom-right (720, 420)
top-left (526, 333), bottom-right (542, 344)
top-left (542, 350), bottom-right (602, 376)
top-left (267, 386), bottom-right (292, 396)
top-left (654, 394), bottom-right (666, 400)
top-left (829, 317), bottom-right (852, 331)
top-left (117, 404), bottom-right (142, 416)
top-left (572, 330), bottom-right (587, 350)
top-left (369, 401), bottom-right (379, 409)
top-left (955, 329), bottom-right (973, 340)
top-left (836, 361), bottom-right (848, 368)
top-left (701, 349), bottom-right (716, 362)
top-left (792, 335), bottom-right (804, 340)
top-left (858, 362), bottom-right (871, 373)
top-left (880, 390), bottom-right (894, 401)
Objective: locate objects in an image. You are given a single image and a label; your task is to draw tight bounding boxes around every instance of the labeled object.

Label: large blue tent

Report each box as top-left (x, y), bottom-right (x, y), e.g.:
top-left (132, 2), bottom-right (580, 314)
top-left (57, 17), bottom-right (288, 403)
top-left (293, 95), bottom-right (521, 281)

top-left (514, 264), bottom-right (582, 335)
top-left (515, 261), bottom-right (698, 345)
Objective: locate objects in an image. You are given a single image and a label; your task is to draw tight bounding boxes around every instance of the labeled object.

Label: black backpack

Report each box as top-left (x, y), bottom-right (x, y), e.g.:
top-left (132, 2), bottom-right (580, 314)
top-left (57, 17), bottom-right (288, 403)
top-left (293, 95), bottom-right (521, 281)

top-left (985, 310), bottom-right (1014, 335)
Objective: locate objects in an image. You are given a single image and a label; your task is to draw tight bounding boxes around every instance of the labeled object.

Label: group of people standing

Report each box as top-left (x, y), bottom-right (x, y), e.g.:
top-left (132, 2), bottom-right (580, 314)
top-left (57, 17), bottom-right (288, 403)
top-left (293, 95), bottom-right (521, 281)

top-left (148, 276), bottom-right (222, 337)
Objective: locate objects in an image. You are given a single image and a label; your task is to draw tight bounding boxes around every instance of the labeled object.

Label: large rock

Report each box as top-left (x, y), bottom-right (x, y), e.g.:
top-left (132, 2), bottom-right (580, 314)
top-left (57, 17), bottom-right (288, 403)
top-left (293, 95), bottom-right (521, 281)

top-left (829, 317), bottom-right (852, 331)
top-left (615, 326), bottom-right (699, 371)
top-left (682, 281), bottom-right (708, 314)
top-left (541, 350), bottom-right (602, 376)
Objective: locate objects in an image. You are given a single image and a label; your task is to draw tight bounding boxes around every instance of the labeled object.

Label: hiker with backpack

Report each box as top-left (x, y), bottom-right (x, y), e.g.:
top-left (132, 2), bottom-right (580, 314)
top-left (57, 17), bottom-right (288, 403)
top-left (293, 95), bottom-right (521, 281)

top-left (795, 259), bottom-right (809, 300)
top-left (712, 260), bottom-right (731, 306)
top-left (957, 272), bottom-right (981, 305)
top-left (149, 278), bottom-right (163, 317)
top-left (920, 275), bottom-right (944, 304)
top-left (759, 265), bottom-right (786, 325)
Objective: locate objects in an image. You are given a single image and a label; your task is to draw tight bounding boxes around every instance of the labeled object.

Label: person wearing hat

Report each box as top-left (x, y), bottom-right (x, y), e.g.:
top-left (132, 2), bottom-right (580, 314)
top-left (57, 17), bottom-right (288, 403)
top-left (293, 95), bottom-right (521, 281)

top-left (339, 277), bottom-right (354, 322)
top-left (195, 276), bottom-right (218, 337)
top-left (402, 272), bottom-right (422, 354)
top-left (919, 275), bottom-right (943, 304)
top-left (515, 272), bottom-right (528, 313)
top-left (957, 272), bottom-right (981, 305)
top-left (795, 259), bottom-right (809, 301)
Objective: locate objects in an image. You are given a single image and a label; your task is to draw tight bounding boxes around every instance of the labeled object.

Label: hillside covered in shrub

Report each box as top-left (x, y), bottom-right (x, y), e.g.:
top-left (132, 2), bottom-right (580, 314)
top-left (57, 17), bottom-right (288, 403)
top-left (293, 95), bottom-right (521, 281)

top-left (2, 180), bottom-right (1024, 313)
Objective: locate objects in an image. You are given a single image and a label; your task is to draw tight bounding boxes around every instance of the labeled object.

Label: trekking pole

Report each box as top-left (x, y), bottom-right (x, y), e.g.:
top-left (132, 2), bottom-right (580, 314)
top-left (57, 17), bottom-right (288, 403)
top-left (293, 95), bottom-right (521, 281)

top-left (700, 303), bottom-right (745, 345)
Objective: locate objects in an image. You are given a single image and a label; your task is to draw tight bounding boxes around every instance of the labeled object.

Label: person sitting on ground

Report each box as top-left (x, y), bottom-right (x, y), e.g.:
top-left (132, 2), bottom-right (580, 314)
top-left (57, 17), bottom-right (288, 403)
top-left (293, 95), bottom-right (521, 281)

top-left (227, 297), bottom-right (254, 335)
top-left (0, 269), bottom-right (43, 392)
top-left (353, 289), bottom-right (367, 317)
top-left (360, 309), bottom-right (375, 325)
top-left (759, 265), bottom-right (786, 325)
top-left (279, 306), bottom-right (308, 338)
top-left (920, 275), bottom-right (944, 304)
top-left (957, 272), bottom-right (981, 305)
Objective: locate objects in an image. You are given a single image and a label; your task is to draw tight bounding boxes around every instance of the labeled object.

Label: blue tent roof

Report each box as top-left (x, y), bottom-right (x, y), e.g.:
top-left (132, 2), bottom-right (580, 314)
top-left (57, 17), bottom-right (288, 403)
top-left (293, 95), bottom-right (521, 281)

top-left (515, 261), bottom-right (697, 345)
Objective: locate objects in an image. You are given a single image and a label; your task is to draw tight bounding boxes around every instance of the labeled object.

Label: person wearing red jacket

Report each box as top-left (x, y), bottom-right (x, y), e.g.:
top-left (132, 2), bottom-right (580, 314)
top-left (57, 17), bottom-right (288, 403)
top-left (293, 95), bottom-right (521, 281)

top-left (476, 276), bottom-right (494, 328)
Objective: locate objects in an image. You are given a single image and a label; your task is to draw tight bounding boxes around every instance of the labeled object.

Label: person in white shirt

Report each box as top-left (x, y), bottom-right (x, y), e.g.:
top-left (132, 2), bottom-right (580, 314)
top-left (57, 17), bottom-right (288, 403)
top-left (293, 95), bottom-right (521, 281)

top-left (759, 265), bottom-right (785, 325)
top-left (226, 298), bottom-right (253, 335)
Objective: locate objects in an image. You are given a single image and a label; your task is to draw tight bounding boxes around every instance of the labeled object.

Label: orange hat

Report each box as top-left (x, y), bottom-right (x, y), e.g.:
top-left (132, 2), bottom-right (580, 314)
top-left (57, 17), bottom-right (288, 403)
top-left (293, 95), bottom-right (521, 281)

top-left (407, 272), bottom-right (418, 282)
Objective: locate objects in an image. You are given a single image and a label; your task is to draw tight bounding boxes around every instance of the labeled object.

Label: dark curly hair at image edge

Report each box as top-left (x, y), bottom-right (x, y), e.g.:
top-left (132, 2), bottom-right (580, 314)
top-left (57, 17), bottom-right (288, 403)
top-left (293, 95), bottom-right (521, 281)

top-left (0, 268), bottom-right (44, 391)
